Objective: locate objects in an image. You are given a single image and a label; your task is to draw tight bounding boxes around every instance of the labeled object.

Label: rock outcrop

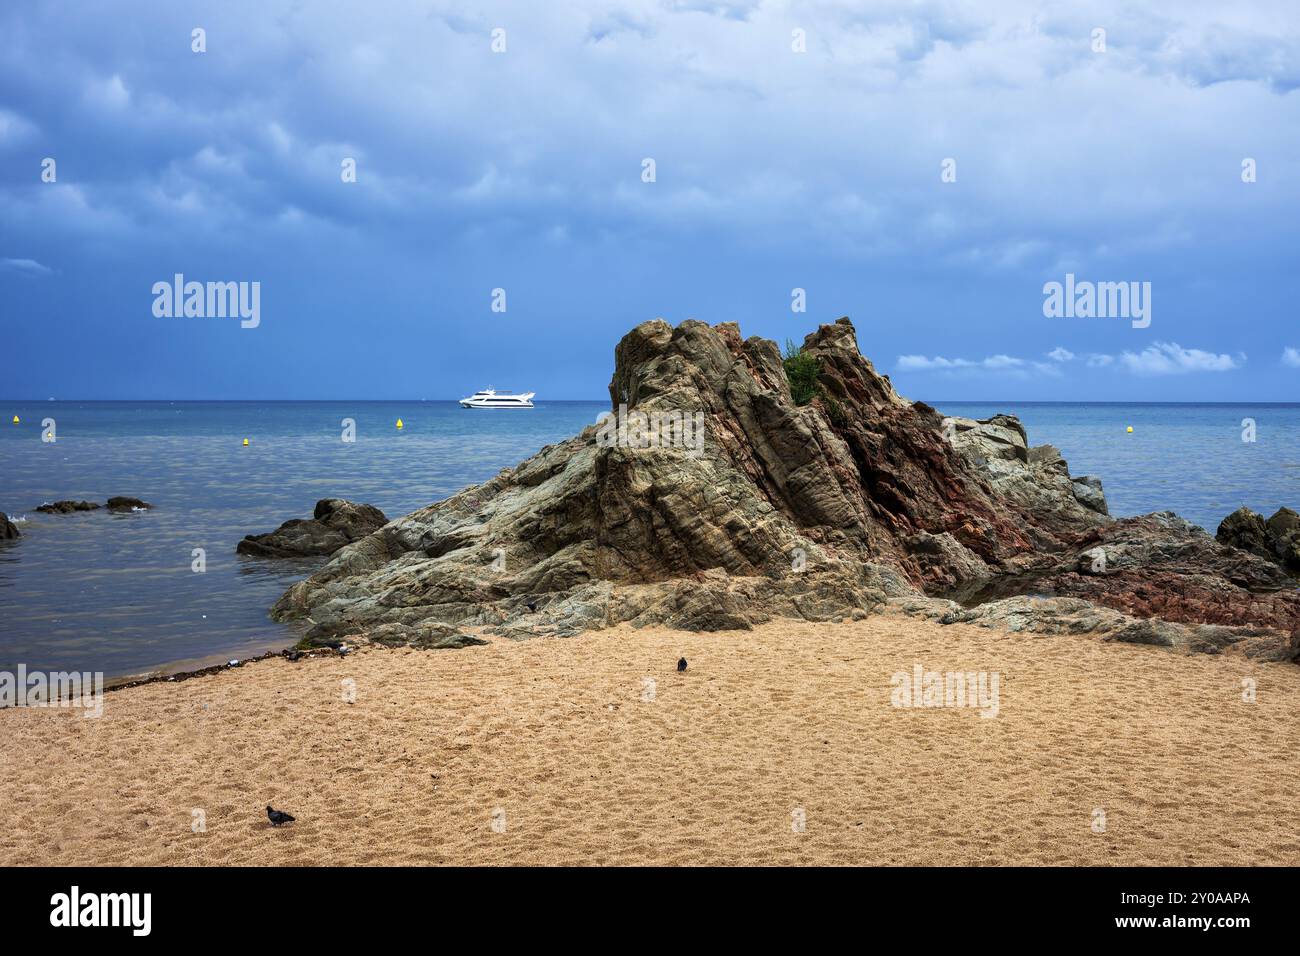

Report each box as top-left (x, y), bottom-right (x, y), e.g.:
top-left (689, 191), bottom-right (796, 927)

top-left (1216, 506), bottom-right (1300, 573)
top-left (266, 316), bottom-right (1300, 661)
top-left (0, 512), bottom-right (19, 540)
top-left (299, 619), bottom-right (488, 651)
top-left (239, 499), bottom-right (388, 558)
top-left (1030, 512), bottom-right (1299, 629)
top-left (895, 594), bottom-right (1294, 661)
top-left (943, 414), bottom-right (1109, 526)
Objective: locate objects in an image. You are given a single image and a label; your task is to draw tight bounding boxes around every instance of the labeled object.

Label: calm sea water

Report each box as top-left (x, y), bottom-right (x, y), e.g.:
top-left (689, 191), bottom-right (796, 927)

top-left (0, 401), bottom-right (606, 678)
top-left (1, 400), bottom-right (1297, 678)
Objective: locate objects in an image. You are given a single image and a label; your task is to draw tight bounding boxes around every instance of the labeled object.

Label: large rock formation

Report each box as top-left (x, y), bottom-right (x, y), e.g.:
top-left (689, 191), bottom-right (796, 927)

top-left (1217, 506), bottom-right (1300, 573)
top-left (0, 512), bottom-right (19, 540)
top-left (269, 318), bottom-right (1300, 661)
top-left (239, 499), bottom-right (388, 558)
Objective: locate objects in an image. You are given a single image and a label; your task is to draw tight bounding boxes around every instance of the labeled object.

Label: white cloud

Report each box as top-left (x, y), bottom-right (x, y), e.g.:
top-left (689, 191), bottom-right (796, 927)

top-left (1283, 347), bottom-right (1300, 368)
top-left (1117, 342), bottom-right (1242, 375)
top-left (900, 342), bottom-right (1245, 376)
top-left (84, 73), bottom-right (130, 111)
top-left (897, 353), bottom-right (1031, 372)
top-left (0, 108), bottom-right (38, 145)
top-left (898, 355), bottom-right (972, 370)
top-left (0, 258), bottom-right (52, 276)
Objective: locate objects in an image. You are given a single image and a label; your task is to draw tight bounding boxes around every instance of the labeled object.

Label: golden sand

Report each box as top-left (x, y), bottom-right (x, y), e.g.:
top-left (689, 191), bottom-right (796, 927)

top-left (1, 613), bottom-right (1297, 866)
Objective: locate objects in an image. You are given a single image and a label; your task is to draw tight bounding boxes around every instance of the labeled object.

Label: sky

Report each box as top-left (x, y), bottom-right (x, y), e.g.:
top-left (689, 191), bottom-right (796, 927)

top-left (1, 0), bottom-right (1298, 401)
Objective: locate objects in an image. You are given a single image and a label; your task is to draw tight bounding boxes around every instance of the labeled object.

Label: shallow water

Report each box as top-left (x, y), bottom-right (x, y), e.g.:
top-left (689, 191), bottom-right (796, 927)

top-left (0, 401), bottom-right (605, 677)
top-left (1, 400), bottom-right (1296, 677)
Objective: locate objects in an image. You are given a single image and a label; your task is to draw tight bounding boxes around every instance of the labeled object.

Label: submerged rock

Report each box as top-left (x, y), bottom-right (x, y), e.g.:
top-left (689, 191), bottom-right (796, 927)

top-left (36, 500), bottom-right (100, 514)
top-left (34, 496), bottom-right (153, 514)
top-left (105, 496), bottom-right (152, 512)
top-left (0, 512), bottom-right (20, 540)
top-left (1216, 506), bottom-right (1300, 573)
top-left (266, 317), bottom-right (1300, 661)
top-left (238, 498), bottom-right (388, 558)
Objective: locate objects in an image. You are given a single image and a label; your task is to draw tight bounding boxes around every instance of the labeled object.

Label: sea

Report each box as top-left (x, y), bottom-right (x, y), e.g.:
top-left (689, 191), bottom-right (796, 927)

top-left (1, 400), bottom-right (1297, 678)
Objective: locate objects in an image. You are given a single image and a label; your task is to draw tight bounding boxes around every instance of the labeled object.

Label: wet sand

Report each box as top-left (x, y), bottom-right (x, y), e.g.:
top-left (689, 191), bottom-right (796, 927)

top-left (1, 613), bottom-right (1297, 866)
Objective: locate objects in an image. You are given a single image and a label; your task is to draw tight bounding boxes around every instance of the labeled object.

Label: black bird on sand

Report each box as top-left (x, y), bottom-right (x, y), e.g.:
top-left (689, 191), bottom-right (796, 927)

top-left (677, 657), bottom-right (687, 672)
top-left (267, 805), bottom-right (295, 827)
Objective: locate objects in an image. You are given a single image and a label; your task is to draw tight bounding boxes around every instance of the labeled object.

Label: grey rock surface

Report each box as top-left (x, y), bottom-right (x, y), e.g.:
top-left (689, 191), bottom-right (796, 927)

top-left (239, 498), bottom-right (388, 558)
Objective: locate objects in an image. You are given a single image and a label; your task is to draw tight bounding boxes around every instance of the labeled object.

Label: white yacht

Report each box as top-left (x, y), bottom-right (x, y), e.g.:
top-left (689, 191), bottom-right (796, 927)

top-left (459, 388), bottom-right (535, 409)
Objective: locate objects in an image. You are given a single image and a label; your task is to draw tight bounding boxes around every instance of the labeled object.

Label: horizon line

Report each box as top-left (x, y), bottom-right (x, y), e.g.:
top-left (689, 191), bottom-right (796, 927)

top-left (3, 399), bottom-right (1300, 410)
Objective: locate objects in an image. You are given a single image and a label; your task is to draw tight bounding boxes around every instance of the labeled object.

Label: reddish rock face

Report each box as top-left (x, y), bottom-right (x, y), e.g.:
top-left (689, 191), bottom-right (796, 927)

top-left (270, 317), bottom-right (1299, 661)
top-left (605, 317), bottom-right (1102, 587)
top-left (1040, 513), bottom-right (1300, 634)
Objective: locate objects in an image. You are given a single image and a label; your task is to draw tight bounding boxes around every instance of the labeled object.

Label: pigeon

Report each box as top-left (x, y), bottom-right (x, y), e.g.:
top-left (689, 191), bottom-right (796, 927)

top-left (267, 805), bottom-right (295, 827)
top-left (677, 657), bottom-right (687, 672)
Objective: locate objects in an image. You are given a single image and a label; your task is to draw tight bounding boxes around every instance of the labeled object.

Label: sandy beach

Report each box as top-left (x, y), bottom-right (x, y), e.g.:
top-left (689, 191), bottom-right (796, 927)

top-left (2, 612), bottom-right (1296, 867)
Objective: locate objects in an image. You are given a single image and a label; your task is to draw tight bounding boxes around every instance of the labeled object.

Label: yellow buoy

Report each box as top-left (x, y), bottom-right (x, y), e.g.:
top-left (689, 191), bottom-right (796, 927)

top-left (243, 438), bottom-right (250, 446)
top-left (396, 418), bottom-right (404, 430)
top-left (10, 415), bottom-right (17, 424)
top-left (1126, 426), bottom-right (1134, 433)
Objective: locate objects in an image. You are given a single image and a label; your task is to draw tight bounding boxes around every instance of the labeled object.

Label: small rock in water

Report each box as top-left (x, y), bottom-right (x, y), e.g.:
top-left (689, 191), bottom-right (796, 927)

top-left (105, 496), bottom-right (152, 512)
top-left (35, 500), bottom-right (100, 514)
